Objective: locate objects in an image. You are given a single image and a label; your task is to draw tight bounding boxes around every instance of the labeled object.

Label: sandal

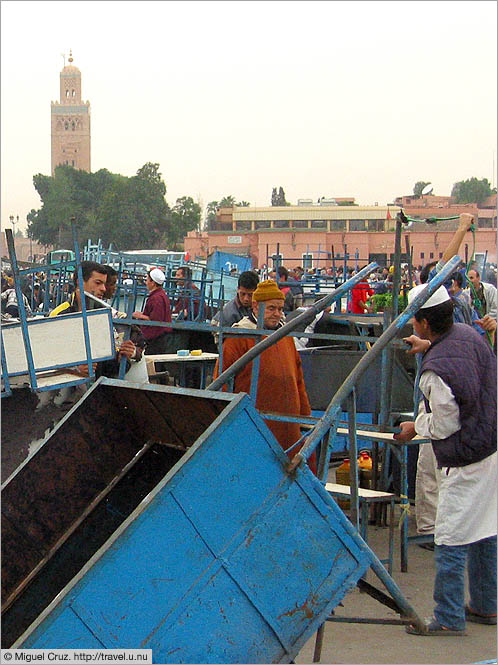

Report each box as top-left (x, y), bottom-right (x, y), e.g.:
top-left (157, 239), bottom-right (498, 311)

top-left (465, 606), bottom-right (497, 625)
top-left (406, 618), bottom-right (466, 636)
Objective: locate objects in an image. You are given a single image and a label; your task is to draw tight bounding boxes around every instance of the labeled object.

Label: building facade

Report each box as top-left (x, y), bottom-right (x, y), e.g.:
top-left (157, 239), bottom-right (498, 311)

top-left (184, 199), bottom-right (497, 269)
top-left (51, 51), bottom-right (91, 175)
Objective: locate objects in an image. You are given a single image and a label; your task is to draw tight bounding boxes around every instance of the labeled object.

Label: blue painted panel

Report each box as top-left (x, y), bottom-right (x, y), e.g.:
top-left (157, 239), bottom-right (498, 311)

top-left (67, 493), bottom-right (216, 649)
top-left (171, 406), bottom-right (287, 553)
top-left (206, 251), bottom-right (252, 274)
top-left (227, 475), bottom-right (364, 647)
top-left (18, 390), bottom-right (372, 662)
top-left (22, 606), bottom-right (104, 650)
top-left (150, 568), bottom-right (283, 664)
top-left (312, 410), bottom-right (375, 452)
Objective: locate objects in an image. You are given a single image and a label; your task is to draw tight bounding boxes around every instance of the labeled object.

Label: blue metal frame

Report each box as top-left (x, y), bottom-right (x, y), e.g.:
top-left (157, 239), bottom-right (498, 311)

top-left (3, 309), bottom-right (115, 376)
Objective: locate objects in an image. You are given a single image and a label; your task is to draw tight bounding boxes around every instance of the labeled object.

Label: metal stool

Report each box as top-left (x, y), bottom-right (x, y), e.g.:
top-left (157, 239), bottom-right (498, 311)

top-left (325, 482), bottom-right (395, 574)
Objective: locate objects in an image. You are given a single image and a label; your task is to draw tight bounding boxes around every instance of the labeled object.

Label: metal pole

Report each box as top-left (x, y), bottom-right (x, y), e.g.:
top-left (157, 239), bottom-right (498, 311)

top-left (5, 229), bottom-right (38, 391)
top-left (405, 236), bottom-right (413, 288)
top-left (391, 218), bottom-right (402, 317)
top-left (288, 254), bottom-right (461, 471)
top-left (207, 263), bottom-right (378, 392)
top-left (348, 390), bottom-right (360, 531)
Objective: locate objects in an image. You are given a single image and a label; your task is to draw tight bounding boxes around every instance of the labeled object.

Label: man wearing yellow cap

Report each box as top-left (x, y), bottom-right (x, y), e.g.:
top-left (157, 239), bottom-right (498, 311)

top-left (214, 280), bottom-right (316, 474)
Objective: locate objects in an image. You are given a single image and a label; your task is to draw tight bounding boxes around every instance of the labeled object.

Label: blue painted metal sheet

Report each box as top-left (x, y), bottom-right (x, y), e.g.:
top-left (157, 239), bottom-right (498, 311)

top-left (206, 251), bottom-right (252, 274)
top-left (11, 380), bottom-right (372, 662)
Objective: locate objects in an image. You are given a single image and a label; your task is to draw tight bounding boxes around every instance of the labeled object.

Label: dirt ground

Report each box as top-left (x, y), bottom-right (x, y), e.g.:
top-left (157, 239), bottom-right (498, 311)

top-left (296, 515), bottom-right (497, 665)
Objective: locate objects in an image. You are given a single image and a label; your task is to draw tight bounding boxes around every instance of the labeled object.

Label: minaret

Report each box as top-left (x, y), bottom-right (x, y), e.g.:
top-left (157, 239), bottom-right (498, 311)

top-left (50, 50), bottom-right (91, 175)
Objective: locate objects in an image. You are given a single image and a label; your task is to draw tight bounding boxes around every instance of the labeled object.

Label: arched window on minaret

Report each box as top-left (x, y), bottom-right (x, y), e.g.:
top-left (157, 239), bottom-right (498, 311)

top-left (71, 121), bottom-right (75, 131)
top-left (64, 121), bottom-right (69, 130)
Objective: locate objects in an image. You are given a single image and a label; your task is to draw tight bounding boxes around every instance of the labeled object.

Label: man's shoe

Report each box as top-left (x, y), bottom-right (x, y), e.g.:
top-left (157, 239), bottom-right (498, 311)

top-left (465, 606), bottom-right (497, 625)
top-left (406, 618), bottom-right (466, 636)
top-left (418, 542), bottom-right (435, 551)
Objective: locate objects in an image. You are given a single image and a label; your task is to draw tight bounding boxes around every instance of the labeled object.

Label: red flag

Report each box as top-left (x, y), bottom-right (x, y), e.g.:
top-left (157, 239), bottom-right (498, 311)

top-left (386, 208), bottom-right (392, 220)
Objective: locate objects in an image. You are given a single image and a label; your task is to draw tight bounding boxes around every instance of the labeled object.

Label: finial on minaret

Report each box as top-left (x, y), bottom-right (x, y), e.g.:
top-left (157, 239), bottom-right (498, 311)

top-left (68, 49), bottom-right (73, 64)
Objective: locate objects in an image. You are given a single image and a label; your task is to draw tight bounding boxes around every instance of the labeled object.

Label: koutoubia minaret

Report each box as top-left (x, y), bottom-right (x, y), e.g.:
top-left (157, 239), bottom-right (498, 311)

top-left (51, 50), bottom-right (91, 175)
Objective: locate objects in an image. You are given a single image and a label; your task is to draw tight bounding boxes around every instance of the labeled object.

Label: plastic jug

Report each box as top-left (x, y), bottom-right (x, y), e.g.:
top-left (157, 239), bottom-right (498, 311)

top-left (358, 451), bottom-right (373, 490)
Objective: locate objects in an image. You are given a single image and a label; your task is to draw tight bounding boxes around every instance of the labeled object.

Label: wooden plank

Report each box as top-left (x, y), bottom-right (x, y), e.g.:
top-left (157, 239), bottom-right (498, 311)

top-left (145, 353), bottom-right (218, 363)
top-left (325, 482), bottom-right (394, 499)
top-left (336, 428), bottom-right (426, 443)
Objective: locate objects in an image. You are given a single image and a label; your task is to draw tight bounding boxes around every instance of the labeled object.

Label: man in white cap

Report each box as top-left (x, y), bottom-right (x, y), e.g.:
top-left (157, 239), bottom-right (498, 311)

top-left (132, 268), bottom-right (173, 355)
top-left (395, 284), bottom-right (497, 635)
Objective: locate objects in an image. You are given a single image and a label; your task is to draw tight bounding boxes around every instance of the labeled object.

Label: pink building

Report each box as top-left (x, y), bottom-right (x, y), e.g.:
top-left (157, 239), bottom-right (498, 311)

top-left (185, 202), bottom-right (497, 269)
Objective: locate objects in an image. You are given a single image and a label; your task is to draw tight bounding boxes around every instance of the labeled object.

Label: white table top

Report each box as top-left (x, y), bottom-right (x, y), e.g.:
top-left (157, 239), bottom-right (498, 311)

top-left (145, 353), bottom-right (219, 363)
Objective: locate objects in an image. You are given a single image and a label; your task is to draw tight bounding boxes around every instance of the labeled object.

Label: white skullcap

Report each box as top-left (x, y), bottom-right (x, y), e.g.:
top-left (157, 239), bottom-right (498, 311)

top-left (408, 283), bottom-right (451, 309)
top-left (149, 268), bottom-right (165, 285)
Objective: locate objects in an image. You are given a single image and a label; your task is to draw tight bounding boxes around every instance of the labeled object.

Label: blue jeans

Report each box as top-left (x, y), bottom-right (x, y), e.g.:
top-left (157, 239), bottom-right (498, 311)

top-left (434, 536), bottom-right (497, 630)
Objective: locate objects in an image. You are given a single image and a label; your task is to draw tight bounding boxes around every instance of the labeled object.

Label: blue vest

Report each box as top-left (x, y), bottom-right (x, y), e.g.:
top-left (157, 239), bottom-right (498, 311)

top-left (421, 323), bottom-right (497, 467)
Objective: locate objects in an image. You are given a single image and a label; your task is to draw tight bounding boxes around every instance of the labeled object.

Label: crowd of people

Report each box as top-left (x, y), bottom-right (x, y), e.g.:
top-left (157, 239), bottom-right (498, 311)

top-left (2, 211), bottom-right (496, 637)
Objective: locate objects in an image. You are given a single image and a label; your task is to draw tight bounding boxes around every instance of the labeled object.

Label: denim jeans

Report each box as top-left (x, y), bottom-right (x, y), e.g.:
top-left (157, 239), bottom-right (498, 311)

top-left (433, 535), bottom-right (497, 630)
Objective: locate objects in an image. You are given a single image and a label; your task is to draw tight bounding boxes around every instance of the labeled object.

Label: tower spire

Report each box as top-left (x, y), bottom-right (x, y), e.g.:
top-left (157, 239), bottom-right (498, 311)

top-left (68, 49), bottom-right (73, 64)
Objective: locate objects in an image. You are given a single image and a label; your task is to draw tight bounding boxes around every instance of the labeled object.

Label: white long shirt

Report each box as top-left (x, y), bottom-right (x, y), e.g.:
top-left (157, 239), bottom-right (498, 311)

top-left (415, 370), bottom-right (497, 546)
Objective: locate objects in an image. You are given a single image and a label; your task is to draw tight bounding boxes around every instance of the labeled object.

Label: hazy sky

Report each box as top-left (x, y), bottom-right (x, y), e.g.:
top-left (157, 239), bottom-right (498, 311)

top-left (2, 0), bottom-right (497, 232)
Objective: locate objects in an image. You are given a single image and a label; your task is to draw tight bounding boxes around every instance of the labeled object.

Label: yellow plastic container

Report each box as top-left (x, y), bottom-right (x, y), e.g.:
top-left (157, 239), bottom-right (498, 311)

top-left (358, 451), bottom-right (373, 490)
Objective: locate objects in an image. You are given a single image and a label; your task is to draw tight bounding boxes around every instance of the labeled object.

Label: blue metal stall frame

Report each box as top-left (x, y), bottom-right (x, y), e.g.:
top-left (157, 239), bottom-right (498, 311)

top-left (1, 224), bottom-right (115, 395)
top-left (204, 255), bottom-right (460, 649)
top-left (6, 379), bottom-right (425, 660)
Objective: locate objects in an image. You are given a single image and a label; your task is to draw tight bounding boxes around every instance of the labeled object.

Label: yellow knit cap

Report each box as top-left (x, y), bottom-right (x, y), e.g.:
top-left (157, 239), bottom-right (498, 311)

top-left (252, 279), bottom-right (285, 302)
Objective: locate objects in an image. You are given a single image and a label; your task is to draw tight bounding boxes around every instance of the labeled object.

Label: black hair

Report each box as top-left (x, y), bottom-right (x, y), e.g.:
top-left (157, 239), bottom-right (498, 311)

top-left (419, 262), bottom-right (437, 284)
top-left (452, 272), bottom-right (464, 288)
top-left (238, 271), bottom-right (259, 290)
top-left (414, 300), bottom-right (454, 335)
top-left (73, 261), bottom-right (107, 285)
top-left (178, 265), bottom-right (192, 280)
top-left (102, 265), bottom-right (118, 279)
top-left (277, 266), bottom-right (289, 279)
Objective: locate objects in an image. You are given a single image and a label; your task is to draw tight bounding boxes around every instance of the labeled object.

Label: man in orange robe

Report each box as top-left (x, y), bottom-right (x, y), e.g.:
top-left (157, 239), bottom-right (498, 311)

top-left (214, 280), bottom-right (316, 475)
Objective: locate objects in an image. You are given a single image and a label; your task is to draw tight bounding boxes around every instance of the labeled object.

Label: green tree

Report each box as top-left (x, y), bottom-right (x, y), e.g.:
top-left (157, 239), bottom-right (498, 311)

top-left (271, 186), bottom-right (289, 206)
top-left (413, 181), bottom-right (432, 196)
top-left (236, 201), bottom-right (250, 207)
top-left (206, 201), bottom-right (219, 230)
top-left (169, 196), bottom-right (201, 250)
top-left (451, 177), bottom-right (496, 205)
top-left (27, 163), bottom-right (171, 250)
top-left (219, 195), bottom-right (236, 208)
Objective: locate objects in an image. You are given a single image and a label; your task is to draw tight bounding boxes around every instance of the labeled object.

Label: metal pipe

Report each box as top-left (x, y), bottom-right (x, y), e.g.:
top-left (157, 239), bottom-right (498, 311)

top-left (5, 229), bottom-right (38, 390)
top-left (391, 218), bottom-right (402, 318)
top-left (206, 263), bottom-right (378, 392)
top-left (288, 254), bottom-right (462, 471)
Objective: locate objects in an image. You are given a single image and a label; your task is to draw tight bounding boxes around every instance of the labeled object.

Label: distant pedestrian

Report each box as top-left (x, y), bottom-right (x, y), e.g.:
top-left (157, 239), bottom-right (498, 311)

top-left (132, 268), bottom-right (174, 354)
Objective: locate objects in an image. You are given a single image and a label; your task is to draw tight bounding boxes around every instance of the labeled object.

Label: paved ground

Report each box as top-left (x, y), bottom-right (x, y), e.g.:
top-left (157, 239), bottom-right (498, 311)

top-left (296, 515), bottom-right (497, 665)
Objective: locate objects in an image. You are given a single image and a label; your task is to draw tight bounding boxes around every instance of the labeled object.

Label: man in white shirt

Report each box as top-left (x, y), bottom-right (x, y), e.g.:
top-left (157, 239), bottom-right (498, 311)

top-left (395, 284), bottom-right (497, 635)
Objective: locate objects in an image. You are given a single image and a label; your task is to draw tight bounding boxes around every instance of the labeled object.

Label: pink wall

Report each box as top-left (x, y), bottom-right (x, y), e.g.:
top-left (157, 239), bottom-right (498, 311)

top-left (185, 228), bottom-right (497, 268)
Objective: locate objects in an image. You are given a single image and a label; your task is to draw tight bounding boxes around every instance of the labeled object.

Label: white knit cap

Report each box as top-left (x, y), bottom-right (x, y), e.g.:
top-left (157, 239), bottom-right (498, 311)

top-left (149, 268), bottom-right (165, 285)
top-left (408, 283), bottom-right (451, 309)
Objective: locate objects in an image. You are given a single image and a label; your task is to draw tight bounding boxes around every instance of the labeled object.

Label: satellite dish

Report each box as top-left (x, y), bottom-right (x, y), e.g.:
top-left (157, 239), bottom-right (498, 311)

top-left (421, 183), bottom-right (433, 196)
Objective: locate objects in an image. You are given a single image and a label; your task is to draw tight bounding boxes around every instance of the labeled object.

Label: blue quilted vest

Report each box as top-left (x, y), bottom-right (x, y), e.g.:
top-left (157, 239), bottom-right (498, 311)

top-left (421, 323), bottom-right (497, 467)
